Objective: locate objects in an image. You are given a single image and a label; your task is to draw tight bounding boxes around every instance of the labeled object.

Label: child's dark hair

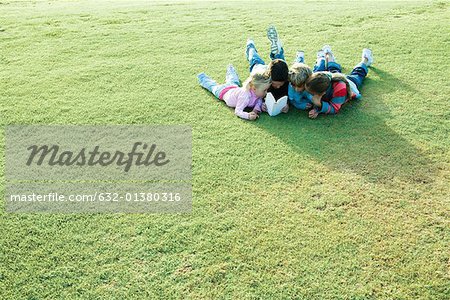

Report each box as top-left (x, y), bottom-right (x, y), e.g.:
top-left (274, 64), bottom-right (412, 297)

top-left (267, 59), bottom-right (288, 82)
top-left (305, 72), bottom-right (352, 100)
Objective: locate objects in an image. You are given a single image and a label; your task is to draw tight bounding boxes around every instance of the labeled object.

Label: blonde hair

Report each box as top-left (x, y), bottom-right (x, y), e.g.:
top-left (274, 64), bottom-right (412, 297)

top-left (243, 69), bottom-right (271, 91)
top-left (288, 63), bottom-right (312, 87)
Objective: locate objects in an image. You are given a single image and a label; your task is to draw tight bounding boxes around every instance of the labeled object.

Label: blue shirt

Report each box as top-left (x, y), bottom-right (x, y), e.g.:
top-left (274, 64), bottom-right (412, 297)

top-left (288, 84), bottom-right (313, 110)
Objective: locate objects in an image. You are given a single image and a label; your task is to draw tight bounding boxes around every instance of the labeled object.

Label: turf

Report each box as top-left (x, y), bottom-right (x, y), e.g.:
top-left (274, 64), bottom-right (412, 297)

top-left (0, 0), bottom-right (449, 299)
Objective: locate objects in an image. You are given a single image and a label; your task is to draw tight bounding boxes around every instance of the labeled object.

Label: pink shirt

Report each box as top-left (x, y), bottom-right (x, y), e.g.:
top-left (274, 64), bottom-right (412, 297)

top-left (222, 87), bottom-right (262, 120)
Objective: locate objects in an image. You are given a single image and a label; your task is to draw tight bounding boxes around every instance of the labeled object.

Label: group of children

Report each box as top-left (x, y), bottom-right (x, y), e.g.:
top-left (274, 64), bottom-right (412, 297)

top-left (197, 25), bottom-right (374, 120)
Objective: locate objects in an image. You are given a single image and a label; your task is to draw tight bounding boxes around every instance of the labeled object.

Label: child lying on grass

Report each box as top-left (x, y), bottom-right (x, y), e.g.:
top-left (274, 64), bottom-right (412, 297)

top-left (288, 59), bottom-right (313, 110)
top-left (306, 47), bottom-right (374, 119)
top-left (287, 45), bottom-right (367, 113)
top-left (246, 25), bottom-right (290, 113)
top-left (197, 65), bottom-right (271, 120)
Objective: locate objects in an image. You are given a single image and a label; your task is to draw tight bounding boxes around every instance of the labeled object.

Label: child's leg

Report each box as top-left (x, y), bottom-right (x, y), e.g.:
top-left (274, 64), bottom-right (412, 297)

top-left (313, 50), bottom-right (326, 72)
top-left (346, 62), bottom-right (368, 89)
top-left (313, 59), bottom-right (341, 73)
top-left (323, 45), bottom-right (342, 73)
top-left (313, 59), bottom-right (326, 72)
top-left (198, 73), bottom-right (229, 99)
top-left (267, 25), bottom-right (285, 61)
top-left (295, 51), bottom-right (305, 64)
top-left (246, 39), bottom-right (266, 73)
top-left (270, 46), bottom-right (285, 61)
top-left (326, 61), bottom-right (342, 73)
top-left (225, 64), bottom-right (240, 86)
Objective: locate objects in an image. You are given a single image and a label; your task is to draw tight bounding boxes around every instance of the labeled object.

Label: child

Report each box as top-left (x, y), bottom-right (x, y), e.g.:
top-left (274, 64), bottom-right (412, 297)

top-left (305, 47), bottom-right (373, 119)
top-left (287, 46), bottom-right (347, 111)
top-left (197, 64), bottom-right (271, 121)
top-left (268, 43), bottom-right (340, 112)
top-left (245, 25), bottom-right (289, 112)
top-left (288, 53), bottom-right (313, 110)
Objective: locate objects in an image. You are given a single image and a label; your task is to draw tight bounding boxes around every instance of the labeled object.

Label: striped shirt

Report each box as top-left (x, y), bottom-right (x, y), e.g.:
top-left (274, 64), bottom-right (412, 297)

top-left (318, 81), bottom-right (356, 115)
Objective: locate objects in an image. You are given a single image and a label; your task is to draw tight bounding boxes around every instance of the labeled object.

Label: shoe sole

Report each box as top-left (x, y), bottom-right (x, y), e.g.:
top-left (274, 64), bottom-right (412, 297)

top-left (267, 27), bottom-right (279, 54)
top-left (362, 49), bottom-right (373, 66)
top-left (226, 65), bottom-right (237, 77)
top-left (246, 41), bottom-right (256, 60)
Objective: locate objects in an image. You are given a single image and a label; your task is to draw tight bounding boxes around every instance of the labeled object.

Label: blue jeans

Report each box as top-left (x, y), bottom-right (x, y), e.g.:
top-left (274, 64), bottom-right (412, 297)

top-left (246, 43), bottom-right (285, 73)
top-left (346, 62), bottom-right (368, 89)
top-left (198, 70), bottom-right (240, 99)
top-left (313, 59), bottom-right (368, 89)
top-left (313, 59), bottom-right (342, 73)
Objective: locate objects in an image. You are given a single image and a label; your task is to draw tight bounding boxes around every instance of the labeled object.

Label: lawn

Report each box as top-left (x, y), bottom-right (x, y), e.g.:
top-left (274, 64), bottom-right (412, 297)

top-left (0, 0), bottom-right (449, 299)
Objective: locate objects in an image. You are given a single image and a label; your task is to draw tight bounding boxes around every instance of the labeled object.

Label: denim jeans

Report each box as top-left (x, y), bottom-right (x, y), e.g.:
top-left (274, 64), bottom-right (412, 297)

top-left (312, 58), bottom-right (368, 98)
top-left (313, 59), bottom-right (342, 73)
top-left (246, 43), bottom-right (285, 73)
top-left (198, 70), bottom-right (239, 99)
top-left (346, 62), bottom-right (368, 89)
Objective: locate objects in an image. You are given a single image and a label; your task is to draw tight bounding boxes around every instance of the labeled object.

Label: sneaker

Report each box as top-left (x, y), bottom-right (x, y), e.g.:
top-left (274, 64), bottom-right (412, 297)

top-left (267, 25), bottom-right (282, 55)
top-left (322, 44), bottom-right (332, 55)
top-left (226, 64), bottom-right (236, 75)
top-left (197, 72), bottom-right (207, 85)
top-left (246, 38), bottom-right (256, 59)
top-left (226, 64), bottom-right (239, 85)
top-left (322, 44), bottom-right (336, 61)
top-left (296, 51), bottom-right (305, 63)
top-left (362, 48), bottom-right (373, 67)
top-left (316, 49), bottom-right (325, 61)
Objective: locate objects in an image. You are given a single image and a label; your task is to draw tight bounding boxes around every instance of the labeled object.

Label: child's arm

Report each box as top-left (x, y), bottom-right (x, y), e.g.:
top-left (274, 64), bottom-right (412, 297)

top-left (302, 92), bottom-right (313, 110)
top-left (300, 102), bottom-right (313, 110)
top-left (291, 98), bottom-right (312, 110)
top-left (252, 98), bottom-right (263, 114)
top-left (314, 82), bottom-right (347, 115)
top-left (288, 88), bottom-right (312, 110)
top-left (234, 94), bottom-right (252, 120)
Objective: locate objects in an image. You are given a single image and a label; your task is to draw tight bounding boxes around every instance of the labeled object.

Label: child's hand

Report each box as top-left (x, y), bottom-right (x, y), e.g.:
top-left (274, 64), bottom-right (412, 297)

top-left (261, 103), bottom-right (267, 112)
top-left (248, 112), bottom-right (259, 120)
top-left (305, 103), bottom-right (313, 109)
top-left (308, 109), bottom-right (319, 119)
top-left (281, 104), bottom-right (289, 113)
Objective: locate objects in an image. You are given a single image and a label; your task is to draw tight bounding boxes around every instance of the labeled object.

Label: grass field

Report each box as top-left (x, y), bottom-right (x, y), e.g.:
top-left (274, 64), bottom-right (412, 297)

top-left (1, 0), bottom-right (449, 299)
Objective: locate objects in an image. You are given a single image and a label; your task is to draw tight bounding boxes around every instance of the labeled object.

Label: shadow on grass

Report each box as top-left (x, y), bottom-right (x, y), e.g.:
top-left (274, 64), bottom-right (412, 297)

top-left (368, 66), bottom-right (418, 93)
top-left (253, 69), bottom-right (436, 185)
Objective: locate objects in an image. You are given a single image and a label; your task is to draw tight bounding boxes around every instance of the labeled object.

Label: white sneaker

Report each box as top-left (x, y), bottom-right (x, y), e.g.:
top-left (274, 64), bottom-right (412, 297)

top-left (226, 64), bottom-right (239, 85)
top-left (246, 38), bottom-right (256, 59)
top-left (322, 44), bottom-right (336, 61)
top-left (362, 48), bottom-right (373, 67)
top-left (322, 44), bottom-right (332, 55)
top-left (296, 51), bottom-right (305, 63)
top-left (316, 49), bottom-right (325, 61)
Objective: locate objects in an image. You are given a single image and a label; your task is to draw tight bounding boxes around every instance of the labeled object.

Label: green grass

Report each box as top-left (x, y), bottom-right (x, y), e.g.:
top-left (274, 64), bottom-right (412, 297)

top-left (1, 0), bottom-right (449, 299)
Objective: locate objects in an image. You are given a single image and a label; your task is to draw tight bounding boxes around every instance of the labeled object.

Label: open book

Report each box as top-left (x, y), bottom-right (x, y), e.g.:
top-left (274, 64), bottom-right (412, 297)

top-left (265, 92), bottom-right (287, 117)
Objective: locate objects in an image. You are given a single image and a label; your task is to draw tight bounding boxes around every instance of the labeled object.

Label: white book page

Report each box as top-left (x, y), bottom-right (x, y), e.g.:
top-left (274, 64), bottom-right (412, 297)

top-left (265, 93), bottom-right (287, 117)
